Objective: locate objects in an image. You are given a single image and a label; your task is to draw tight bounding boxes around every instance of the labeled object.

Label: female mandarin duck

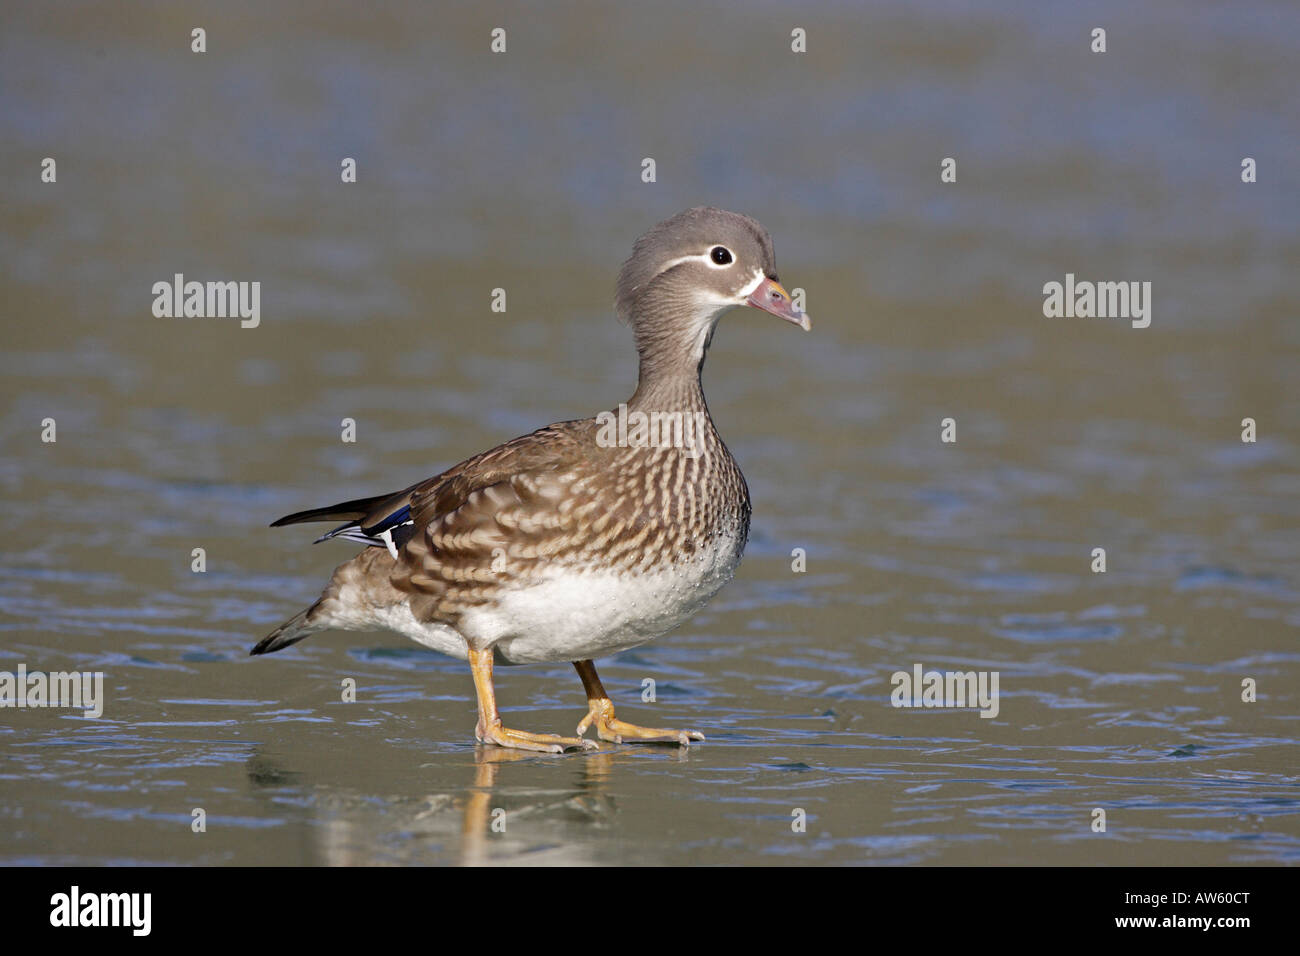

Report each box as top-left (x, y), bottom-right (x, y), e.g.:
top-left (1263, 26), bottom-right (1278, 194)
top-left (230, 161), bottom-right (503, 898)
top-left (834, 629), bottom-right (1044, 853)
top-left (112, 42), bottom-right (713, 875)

top-left (253, 207), bottom-right (810, 752)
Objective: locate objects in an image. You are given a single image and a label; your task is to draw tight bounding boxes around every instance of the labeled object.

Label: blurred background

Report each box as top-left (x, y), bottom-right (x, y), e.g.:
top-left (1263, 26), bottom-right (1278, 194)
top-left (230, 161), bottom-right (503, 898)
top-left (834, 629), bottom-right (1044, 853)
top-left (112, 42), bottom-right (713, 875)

top-left (0, 0), bottom-right (1296, 865)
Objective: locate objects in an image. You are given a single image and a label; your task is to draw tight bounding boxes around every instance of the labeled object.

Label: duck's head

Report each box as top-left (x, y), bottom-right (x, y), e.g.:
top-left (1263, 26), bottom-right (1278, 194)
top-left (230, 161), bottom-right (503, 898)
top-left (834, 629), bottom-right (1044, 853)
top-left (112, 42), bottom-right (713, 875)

top-left (616, 207), bottom-right (810, 368)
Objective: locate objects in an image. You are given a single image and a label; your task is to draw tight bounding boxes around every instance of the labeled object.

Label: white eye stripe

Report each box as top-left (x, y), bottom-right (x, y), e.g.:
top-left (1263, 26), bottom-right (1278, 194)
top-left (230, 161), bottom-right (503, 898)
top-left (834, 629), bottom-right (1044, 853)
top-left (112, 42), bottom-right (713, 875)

top-left (658, 247), bottom-right (741, 272)
top-left (657, 256), bottom-right (766, 303)
top-left (659, 252), bottom-right (723, 271)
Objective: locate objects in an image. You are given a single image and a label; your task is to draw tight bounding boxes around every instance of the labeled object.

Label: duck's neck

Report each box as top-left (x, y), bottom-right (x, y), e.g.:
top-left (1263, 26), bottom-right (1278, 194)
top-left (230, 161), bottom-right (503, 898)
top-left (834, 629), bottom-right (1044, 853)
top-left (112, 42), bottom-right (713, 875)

top-left (629, 365), bottom-right (708, 415)
top-left (626, 301), bottom-right (722, 415)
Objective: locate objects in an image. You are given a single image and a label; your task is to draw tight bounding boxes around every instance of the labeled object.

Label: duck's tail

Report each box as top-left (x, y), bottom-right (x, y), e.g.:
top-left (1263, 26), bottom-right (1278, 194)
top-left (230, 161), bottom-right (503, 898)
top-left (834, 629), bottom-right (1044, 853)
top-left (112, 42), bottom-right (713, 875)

top-left (250, 605), bottom-right (321, 656)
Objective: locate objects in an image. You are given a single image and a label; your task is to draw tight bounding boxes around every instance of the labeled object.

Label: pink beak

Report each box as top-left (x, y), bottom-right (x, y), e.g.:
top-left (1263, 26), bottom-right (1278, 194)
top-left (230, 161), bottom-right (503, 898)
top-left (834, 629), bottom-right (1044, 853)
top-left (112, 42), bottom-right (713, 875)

top-left (747, 277), bottom-right (811, 331)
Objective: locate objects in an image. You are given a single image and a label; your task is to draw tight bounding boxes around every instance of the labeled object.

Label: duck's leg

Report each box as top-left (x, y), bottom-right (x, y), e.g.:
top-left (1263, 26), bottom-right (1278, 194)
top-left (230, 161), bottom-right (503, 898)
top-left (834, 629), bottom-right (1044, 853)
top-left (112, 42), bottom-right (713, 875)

top-left (573, 659), bottom-right (705, 746)
top-left (468, 648), bottom-right (596, 753)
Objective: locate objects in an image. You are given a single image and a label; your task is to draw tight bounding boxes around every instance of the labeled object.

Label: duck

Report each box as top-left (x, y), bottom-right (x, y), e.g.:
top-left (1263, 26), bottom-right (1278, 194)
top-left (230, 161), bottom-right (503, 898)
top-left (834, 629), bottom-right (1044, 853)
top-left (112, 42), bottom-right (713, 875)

top-left (252, 206), bottom-right (810, 752)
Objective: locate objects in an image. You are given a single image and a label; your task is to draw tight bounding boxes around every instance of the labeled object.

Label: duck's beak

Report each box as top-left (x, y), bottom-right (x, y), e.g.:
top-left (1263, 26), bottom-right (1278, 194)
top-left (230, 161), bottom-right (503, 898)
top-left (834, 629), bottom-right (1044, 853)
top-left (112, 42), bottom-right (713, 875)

top-left (747, 277), bottom-right (811, 331)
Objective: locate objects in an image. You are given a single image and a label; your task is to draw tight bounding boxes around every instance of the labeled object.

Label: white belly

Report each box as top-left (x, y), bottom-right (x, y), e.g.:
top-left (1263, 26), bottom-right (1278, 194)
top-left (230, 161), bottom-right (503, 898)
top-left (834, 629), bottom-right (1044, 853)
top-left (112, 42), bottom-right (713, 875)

top-left (461, 533), bottom-right (745, 665)
top-left (327, 601), bottom-right (471, 661)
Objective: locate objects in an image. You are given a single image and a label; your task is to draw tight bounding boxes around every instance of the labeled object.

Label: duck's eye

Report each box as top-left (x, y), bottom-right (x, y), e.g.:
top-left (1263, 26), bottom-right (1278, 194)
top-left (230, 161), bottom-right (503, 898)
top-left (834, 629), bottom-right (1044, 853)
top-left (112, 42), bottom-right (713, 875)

top-left (710, 246), bottom-right (733, 265)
